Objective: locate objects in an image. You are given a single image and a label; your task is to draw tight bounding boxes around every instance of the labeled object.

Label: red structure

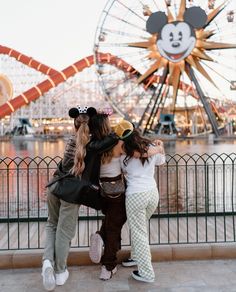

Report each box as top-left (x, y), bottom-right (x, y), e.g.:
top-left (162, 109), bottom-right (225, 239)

top-left (0, 49), bottom-right (202, 119)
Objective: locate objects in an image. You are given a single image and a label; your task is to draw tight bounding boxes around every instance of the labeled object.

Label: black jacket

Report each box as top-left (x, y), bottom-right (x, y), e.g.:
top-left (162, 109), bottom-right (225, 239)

top-left (59, 133), bottom-right (118, 182)
top-left (83, 134), bottom-right (118, 184)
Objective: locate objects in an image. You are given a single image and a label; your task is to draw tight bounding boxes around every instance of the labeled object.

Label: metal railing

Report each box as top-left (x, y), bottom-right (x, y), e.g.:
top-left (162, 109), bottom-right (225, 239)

top-left (0, 153), bottom-right (235, 250)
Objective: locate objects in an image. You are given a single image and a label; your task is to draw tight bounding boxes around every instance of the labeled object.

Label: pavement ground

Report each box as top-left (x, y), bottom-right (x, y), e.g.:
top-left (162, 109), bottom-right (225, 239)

top-left (1, 259), bottom-right (236, 292)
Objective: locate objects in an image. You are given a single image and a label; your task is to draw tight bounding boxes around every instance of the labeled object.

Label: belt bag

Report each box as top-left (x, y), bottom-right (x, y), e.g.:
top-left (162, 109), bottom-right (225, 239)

top-left (100, 174), bottom-right (125, 198)
top-left (46, 161), bottom-right (101, 210)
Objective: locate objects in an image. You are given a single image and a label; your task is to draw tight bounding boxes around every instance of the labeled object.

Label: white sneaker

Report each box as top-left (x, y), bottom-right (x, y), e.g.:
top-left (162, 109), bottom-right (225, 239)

top-left (89, 233), bottom-right (104, 263)
top-left (99, 265), bottom-right (117, 281)
top-left (55, 269), bottom-right (69, 286)
top-left (42, 259), bottom-right (56, 291)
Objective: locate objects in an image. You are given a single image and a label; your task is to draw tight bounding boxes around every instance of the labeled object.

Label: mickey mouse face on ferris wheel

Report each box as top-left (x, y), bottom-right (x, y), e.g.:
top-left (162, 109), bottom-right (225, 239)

top-left (146, 7), bottom-right (207, 63)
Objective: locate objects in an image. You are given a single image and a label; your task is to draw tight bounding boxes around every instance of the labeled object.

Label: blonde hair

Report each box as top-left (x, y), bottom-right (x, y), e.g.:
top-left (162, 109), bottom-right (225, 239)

top-left (71, 114), bottom-right (90, 176)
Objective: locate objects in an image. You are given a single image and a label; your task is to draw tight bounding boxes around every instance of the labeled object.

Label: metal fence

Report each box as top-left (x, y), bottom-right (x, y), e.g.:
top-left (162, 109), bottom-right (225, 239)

top-left (0, 153), bottom-right (235, 250)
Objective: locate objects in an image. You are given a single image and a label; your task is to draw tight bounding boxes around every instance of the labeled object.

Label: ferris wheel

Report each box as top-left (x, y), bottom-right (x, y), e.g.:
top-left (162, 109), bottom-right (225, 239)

top-left (94, 0), bottom-right (236, 136)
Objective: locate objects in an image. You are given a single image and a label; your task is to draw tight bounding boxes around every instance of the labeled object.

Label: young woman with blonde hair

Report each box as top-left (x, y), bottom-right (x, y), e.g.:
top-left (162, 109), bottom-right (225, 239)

top-left (42, 107), bottom-right (118, 291)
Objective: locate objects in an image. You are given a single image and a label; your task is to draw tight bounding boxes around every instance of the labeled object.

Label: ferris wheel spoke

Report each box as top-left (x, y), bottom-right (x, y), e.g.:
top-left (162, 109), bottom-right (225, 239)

top-left (98, 42), bottom-right (140, 48)
top-left (116, 0), bottom-right (146, 22)
top-left (99, 27), bottom-right (149, 40)
top-left (201, 61), bottom-right (233, 85)
top-left (205, 1), bottom-right (228, 28)
top-left (106, 12), bottom-right (146, 32)
top-left (151, 0), bottom-right (161, 11)
top-left (144, 78), bottom-right (168, 132)
top-left (207, 50), bottom-right (236, 61)
top-left (115, 49), bottom-right (149, 59)
top-left (150, 84), bottom-right (170, 129)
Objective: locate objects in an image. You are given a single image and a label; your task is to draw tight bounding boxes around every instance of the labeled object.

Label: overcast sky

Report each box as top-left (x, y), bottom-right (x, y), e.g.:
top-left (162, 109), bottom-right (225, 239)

top-left (0, 0), bottom-right (107, 70)
top-left (0, 0), bottom-right (235, 101)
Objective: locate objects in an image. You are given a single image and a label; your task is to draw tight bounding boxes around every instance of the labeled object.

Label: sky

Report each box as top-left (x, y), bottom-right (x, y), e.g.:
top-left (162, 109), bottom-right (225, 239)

top-left (0, 0), bottom-right (235, 102)
top-left (0, 0), bottom-right (108, 70)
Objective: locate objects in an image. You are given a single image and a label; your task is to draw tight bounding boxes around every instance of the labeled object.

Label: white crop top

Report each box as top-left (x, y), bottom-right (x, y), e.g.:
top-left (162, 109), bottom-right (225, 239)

top-left (100, 157), bottom-right (122, 178)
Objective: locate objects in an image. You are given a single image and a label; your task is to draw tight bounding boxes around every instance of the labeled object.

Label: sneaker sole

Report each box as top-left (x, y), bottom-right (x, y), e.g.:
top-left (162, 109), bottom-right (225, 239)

top-left (89, 233), bottom-right (103, 264)
top-left (43, 267), bottom-right (56, 291)
top-left (132, 272), bottom-right (154, 283)
top-left (122, 261), bottom-right (137, 267)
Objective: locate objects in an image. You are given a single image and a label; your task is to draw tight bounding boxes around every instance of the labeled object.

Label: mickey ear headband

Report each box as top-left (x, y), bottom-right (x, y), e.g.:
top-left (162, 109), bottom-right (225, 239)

top-left (114, 120), bottom-right (134, 140)
top-left (68, 106), bottom-right (97, 118)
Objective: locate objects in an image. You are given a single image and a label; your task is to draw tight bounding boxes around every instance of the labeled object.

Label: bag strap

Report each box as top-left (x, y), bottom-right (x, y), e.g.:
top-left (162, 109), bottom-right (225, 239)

top-left (46, 160), bottom-right (71, 187)
top-left (100, 174), bottom-right (122, 182)
top-left (46, 172), bottom-right (70, 187)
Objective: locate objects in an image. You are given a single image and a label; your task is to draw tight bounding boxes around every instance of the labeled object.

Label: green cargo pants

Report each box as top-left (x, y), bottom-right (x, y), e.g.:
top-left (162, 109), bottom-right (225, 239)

top-left (42, 191), bottom-right (79, 273)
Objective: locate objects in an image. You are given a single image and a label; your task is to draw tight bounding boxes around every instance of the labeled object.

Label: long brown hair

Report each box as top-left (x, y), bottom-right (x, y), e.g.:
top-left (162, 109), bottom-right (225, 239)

top-left (71, 114), bottom-right (90, 176)
top-left (89, 113), bottom-right (113, 164)
top-left (123, 129), bottom-right (152, 165)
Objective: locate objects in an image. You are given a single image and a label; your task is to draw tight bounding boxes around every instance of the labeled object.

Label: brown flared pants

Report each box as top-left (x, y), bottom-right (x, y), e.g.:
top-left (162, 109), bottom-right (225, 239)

top-left (98, 193), bottom-right (127, 271)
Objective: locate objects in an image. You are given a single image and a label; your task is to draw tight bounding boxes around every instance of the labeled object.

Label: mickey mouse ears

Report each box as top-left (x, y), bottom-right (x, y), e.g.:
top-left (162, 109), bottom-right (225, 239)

top-left (146, 6), bottom-right (207, 34)
top-left (68, 106), bottom-right (97, 118)
top-left (113, 120), bottom-right (134, 140)
top-left (183, 7), bottom-right (207, 29)
top-left (146, 11), bottom-right (168, 34)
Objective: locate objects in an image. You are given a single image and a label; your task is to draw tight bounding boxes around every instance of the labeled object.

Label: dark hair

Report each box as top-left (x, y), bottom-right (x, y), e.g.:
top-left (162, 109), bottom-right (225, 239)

top-left (123, 129), bottom-right (152, 165)
top-left (89, 113), bottom-right (111, 140)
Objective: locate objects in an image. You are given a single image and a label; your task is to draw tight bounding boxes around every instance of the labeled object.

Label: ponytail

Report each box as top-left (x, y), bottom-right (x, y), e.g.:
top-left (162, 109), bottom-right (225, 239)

top-left (71, 115), bottom-right (90, 176)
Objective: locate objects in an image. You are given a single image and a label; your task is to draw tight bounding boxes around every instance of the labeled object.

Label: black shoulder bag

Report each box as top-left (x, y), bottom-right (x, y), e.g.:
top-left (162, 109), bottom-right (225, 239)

top-left (46, 161), bottom-right (102, 210)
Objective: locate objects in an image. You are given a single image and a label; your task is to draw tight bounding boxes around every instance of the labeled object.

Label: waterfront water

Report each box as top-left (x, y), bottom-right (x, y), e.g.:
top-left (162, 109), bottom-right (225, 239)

top-left (0, 137), bottom-right (235, 219)
top-left (0, 137), bottom-right (235, 158)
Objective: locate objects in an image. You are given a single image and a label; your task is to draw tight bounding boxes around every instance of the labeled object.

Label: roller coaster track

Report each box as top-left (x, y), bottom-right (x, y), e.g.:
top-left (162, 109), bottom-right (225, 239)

top-left (0, 48), bottom-right (202, 119)
top-left (0, 45), bottom-right (59, 76)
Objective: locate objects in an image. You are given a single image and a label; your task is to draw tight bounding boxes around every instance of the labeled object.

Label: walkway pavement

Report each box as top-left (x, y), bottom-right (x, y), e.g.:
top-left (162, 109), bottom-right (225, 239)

top-left (1, 259), bottom-right (236, 292)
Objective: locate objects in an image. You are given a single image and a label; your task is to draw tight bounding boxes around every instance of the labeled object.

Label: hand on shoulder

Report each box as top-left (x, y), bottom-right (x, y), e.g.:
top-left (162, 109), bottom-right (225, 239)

top-left (148, 139), bottom-right (165, 156)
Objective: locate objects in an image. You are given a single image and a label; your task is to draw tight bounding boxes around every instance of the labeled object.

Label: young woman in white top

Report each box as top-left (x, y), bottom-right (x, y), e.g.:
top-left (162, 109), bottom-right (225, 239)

top-left (114, 120), bottom-right (165, 283)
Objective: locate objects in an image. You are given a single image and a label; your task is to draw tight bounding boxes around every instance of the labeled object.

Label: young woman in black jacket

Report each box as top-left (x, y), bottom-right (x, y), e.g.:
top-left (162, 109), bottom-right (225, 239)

top-left (42, 107), bottom-right (118, 291)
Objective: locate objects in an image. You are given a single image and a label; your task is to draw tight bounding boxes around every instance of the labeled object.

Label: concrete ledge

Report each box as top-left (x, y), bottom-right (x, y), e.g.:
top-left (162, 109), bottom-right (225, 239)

top-left (0, 251), bottom-right (13, 269)
top-left (172, 244), bottom-right (212, 260)
top-left (13, 250), bottom-right (43, 269)
top-left (211, 243), bottom-right (236, 259)
top-left (1, 243), bottom-right (236, 269)
top-left (151, 245), bottom-right (173, 261)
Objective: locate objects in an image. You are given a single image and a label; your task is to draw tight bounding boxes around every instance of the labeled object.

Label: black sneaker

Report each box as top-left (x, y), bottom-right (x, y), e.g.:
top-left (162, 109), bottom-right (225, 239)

top-left (122, 258), bottom-right (137, 267)
top-left (132, 270), bottom-right (154, 283)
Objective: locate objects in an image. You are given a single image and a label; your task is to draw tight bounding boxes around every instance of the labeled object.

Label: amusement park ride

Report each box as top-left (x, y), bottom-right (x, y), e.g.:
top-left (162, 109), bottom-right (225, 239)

top-left (0, 0), bottom-right (236, 138)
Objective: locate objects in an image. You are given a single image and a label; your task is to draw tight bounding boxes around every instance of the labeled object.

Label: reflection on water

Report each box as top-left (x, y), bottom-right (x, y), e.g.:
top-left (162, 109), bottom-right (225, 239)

top-left (0, 153), bottom-right (235, 219)
top-left (0, 138), bottom-right (66, 158)
top-left (164, 139), bottom-right (236, 155)
top-left (0, 138), bottom-right (235, 158)
top-left (0, 138), bottom-right (235, 219)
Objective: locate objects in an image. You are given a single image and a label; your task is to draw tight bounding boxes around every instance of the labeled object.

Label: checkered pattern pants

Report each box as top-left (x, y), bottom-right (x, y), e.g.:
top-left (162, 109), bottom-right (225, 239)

top-left (126, 188), bottom-right (159, 280)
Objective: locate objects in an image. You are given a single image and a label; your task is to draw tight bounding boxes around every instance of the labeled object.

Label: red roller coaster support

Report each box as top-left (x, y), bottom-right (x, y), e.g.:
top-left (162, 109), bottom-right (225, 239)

top-left (0, 52), bottom-right (199, 119)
